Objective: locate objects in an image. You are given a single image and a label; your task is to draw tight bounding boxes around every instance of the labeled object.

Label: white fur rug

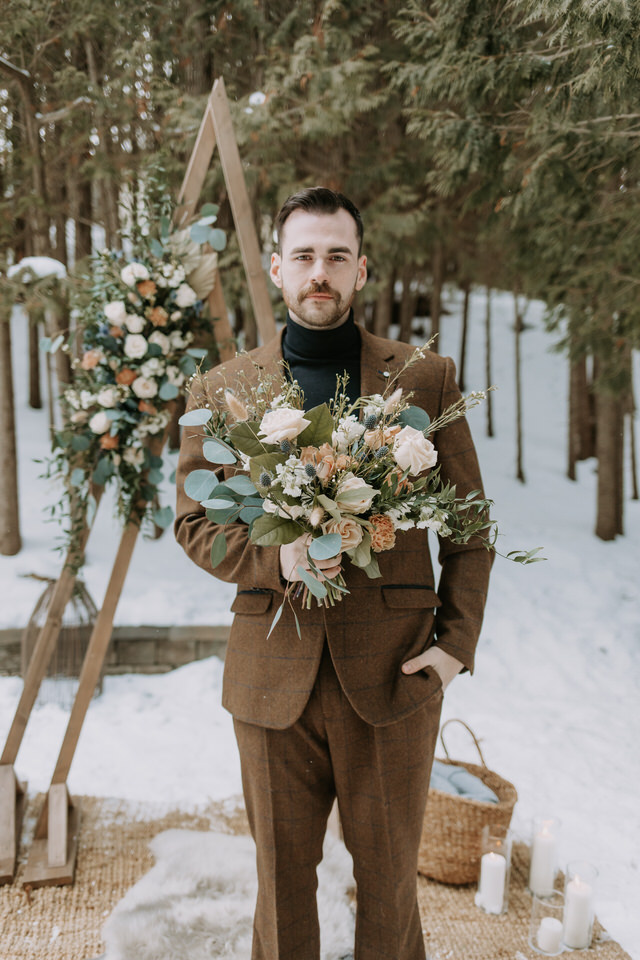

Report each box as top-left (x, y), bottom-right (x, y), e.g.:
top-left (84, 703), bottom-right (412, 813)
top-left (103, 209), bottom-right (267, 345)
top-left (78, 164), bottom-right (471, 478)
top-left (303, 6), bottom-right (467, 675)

top-left (101, 829), bottom-right (355, 960)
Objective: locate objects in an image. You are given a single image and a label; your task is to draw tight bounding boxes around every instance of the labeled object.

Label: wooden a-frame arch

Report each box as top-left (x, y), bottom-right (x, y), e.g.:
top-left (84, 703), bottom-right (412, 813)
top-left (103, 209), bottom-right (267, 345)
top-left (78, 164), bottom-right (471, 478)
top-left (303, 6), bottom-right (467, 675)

top-left (0, 77), bottom-right (276, 888)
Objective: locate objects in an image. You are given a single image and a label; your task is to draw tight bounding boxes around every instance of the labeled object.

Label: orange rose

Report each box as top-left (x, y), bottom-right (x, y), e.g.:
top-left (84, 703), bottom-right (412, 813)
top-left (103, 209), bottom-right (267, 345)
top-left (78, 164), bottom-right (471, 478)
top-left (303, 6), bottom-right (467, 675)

top-left (109, 325), bottom-right (124, 338)
top-left (148, 306), bottom-right (169, 327)
top-left (299, 446), bottom-right (320, 466)
top-left (137, 279), bottom-right (157, 299)
top-left (369, 514), bottom-right (396, 553)
top-left (386, 467), bottom-right (413, 495)
top-left (116, 368), bottom-right (138, 386)
top-left (100, 434), bottom-right (119, 450)
top-left (138, 400), bottom-right (157, 414)
top-left (81, 349), bottom-right (102, 370)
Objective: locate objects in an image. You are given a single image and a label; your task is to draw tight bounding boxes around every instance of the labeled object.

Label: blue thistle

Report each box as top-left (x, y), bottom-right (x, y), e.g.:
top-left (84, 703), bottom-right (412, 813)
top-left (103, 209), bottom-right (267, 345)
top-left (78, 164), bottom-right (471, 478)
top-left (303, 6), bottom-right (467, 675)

top-left (258, 471), bottom-right (272, 488)
top-left (304, 463), bottom-right (317, 478)
top-left (375, 445), bottom-right (389, 458)
top-left (280, 439), bottom-right (291, 454)
top-left (363, 413), bottom-right (378, 430)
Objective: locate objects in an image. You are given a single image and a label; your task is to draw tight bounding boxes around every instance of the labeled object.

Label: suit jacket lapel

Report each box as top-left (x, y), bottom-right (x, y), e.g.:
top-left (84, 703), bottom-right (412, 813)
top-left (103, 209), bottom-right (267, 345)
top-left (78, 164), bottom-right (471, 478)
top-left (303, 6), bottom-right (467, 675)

top-left (359, 325), bottom-right (401, 398)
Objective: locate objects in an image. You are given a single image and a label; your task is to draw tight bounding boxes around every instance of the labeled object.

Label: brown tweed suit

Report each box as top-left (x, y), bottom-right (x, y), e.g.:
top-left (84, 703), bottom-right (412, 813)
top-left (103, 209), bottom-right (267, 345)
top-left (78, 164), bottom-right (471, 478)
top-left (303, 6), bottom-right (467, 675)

top-left (175, 325), bottom-right (492, 959)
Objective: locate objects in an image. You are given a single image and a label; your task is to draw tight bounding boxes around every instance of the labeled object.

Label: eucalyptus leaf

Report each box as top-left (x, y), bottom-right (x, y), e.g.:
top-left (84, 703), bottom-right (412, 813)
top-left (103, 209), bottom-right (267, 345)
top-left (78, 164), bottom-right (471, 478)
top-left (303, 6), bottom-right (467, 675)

top-left (186, 347), bottom-right (209, 359)
top-left (184, 469), bottom-right (219, 501)
top-left (239, 505), bottom-right (264, 524)
top-left (150, 238), bottom-right (165, 259)
top-left (159, 381), bottom-right (179, 401)
top-left (153, 505), bottom-right (174, 529)
top-left (190, 223), bottom-right (212, 244)
top-left (71, 435), bottom-right (91, 452)
top-left (308, 533), bottom-right (342, 561)
top-left (296, 565), bottom-right (328, 599)
top-left (195, 214), bottom-right (218, 226)
top-left (201, 496), bottom-right (237, 510)
top-left (179, 355), bottom-right (197, 377)
top-left (178, 408), bottom-right (212, 426)
top-left (70, 467), bottom-right (85, 488)
top-left (266, 600), bottom-right (284, 640)
top-left (203, 438), bottom-right (237, 465)
top-left (210, 533), bottom-right (227, 568)
top-left (206, 506), bottom-right (240, 524)
top-left (92, 457), bottom-right (114, 486)
top-left (199, 202), bottom-right (219, 218)
top-left (225, 474), bottom-right (258, 495)
top-left (208, 228), bottom-right (227, 251)
top-left (397, 405), bottom-right (431, 433)
top-left (148, 468), bottom-right (164, 485)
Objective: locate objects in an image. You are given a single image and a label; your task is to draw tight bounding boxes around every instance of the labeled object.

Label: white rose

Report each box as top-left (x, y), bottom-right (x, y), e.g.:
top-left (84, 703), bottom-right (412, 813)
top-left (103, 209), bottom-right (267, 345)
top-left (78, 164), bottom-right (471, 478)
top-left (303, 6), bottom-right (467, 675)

top-left (332, 415), bottom-right (365, 452)
top-left (70, 410), bottom-right (89, 424)
top-left (96, 386), bottom-right (119, 408)
top-left (124, 334), bottom-right (148, 359)
top-left (393, 426), bottom-right (438, 475)
top-left (263, 499), bottom-right (305, 520)
top-left (258, 407), bottom-right (310, 445)
top-left (131, 376), bottom-right (158, 399)
top-left (149, 331), bottom-right (170, 354)
top-left (166, 365), bottom-right (185, 387)
top-left (123, 446), bottom-right (145, 467)
top-left (103, 300), bottom-right (127, 323)
top-left (123, 313), bottom-right (146, 333)
top-left (89, 411), bottom-right (111, 434)
top-left (322, 515), bottom-right (363, 551)
top-left (169, 329), bottom-right (193, 349)
top-left (174, 282), bottom-right (197, 308)
top-left (121, 262), bottom-right (150, 287)
top-left (140, 358), bottom-right (164, 378)
top-left (80, 390), bottom-right (95, 410)
top-left (334, 473), bottom-right (378, 514)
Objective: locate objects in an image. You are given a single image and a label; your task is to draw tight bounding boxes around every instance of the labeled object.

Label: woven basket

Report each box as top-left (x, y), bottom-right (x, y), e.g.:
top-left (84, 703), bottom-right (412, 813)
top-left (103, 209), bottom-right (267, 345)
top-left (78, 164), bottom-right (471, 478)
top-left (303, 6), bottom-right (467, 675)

top-left (418, 719), bottom-right (518, 885)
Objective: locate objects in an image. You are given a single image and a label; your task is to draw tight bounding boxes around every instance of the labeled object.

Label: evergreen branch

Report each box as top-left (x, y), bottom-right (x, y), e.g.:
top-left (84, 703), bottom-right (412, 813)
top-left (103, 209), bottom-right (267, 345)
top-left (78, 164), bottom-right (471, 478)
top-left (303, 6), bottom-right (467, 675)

top-left (35, 97), bottom-right (94, 125)
top-left (0, 54), bottom-right (31, 84)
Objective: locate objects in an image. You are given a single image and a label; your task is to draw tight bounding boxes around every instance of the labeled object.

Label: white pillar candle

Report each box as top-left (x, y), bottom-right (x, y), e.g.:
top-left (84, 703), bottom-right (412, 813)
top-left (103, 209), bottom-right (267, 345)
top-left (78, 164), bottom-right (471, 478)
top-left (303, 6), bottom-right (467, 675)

top-left (537, 916), bottom-right (563, 953)
top-left (479, 852), bottom-right (506, 914)
top-left (529, 825), bottom-right (557, 896)
top-left (563, 876), bottom-right (594, 949)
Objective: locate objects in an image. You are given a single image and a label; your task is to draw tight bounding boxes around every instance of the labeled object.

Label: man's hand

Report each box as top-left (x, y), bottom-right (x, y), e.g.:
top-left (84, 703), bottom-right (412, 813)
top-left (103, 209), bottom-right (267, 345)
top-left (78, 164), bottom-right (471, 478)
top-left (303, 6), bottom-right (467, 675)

top-left (280, 533), bottom-right (343, 584)
top-left (402, 646), bottom-right (464, 691)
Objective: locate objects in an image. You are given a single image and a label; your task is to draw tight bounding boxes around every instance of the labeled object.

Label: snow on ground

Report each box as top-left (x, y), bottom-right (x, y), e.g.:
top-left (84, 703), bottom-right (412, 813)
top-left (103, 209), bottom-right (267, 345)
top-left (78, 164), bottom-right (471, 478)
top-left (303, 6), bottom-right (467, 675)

top-left (1, 293), bottom-right (639, 957)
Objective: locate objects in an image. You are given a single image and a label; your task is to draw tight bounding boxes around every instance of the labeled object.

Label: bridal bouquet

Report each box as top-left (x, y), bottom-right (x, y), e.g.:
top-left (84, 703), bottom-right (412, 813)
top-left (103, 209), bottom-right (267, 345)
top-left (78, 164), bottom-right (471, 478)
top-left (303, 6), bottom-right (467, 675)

top-left (180, 347), bottom-right (541, 625)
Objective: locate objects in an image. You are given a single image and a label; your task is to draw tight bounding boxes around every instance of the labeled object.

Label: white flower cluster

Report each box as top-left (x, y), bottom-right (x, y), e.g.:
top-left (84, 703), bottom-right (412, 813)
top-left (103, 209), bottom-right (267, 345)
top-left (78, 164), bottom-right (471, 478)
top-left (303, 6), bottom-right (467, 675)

top-left (275, 456), bottom-right (315, 497)
top-left (332, 414), bottom-right (365, 452)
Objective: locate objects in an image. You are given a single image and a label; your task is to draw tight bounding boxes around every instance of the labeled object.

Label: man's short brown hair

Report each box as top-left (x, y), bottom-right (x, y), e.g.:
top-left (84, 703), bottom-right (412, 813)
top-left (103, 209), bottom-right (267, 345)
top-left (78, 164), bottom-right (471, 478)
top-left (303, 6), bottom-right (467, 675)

top-left (274, 186), bottom-right (364, 255)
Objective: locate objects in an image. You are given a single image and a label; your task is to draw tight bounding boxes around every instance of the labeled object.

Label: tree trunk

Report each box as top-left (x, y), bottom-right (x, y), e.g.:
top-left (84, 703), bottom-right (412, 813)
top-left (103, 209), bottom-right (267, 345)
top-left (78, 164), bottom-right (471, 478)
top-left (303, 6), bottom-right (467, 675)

top-left (70, 171), bottom-right (93, 264)
top-left (567, 354), bottom-right (595, 479)
top-left (398, 267), bottom-right (416, 344)
top-left (0, 312), bottom-right (22, 555)
top-left (458, 281), bottom-right (470, 392)
top-left (28, 311), bottom-right (42, 409)
top-left (429, 240), bottom-right (443, 352)
top-left (594, 390), bottom-right (624, 540)
top-left (485, 287), bottom-right (494, 438)
top-left (514, 292), bottom-right (525, 483)
top-left (373, 274), bottom-right (394, 339)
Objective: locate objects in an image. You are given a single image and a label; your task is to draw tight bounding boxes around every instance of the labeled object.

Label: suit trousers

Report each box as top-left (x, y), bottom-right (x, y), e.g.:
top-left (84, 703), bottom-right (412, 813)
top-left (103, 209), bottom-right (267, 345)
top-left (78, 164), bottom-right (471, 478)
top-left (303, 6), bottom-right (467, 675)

top-left (233, 643), bottom-right (444, 960)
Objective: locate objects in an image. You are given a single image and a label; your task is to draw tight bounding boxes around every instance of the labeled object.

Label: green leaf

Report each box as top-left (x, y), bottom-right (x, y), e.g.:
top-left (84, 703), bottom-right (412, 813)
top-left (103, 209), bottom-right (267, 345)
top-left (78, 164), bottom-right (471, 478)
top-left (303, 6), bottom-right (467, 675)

top-left (296, 403), bottom-right (334, 447)
top-left (347, 531), bottom-right (372, 568)
top-left (179, 355), bottom-right (197, 377)
top-left (92, 457), bottom-right (114, 486)
top-left (225, 474), bottom-right (258, 495)
top-left (249, 452), bottom-right (287, 483)
top-left (210, 533), bottom-right (227, 568)
top-left (229, 421), bottom-right (267, 457)
top-left (397, 405), bottom-right (431, 432)
top-left (206, 505), bottom-right (240, 524)
top-left (190, 223), bottom-right (213, 244)
top-left (148, 467), bottom-right (164, 485)
top-left (308, 533), bottom-right (342, 561)
top-left (70, 467), bottom-right (85, 488)
top-left (49, 334), bottom-right (64, 354)
top-left (240, 505), bottom-right (264, 524)
top-left (71, 434), bottom-right (91, 452)
top-left (296, 565), bottom-right (328, 599)
top-left (186, 347), bottom-right (208, 359)
top-left (159, 381), bottom-right (179, 401)
top-left (150, 238), bottom-right (165, 259)
top-left (250, 513), bottom-right (302, 547)
top-left (361, 555), bottom-right (382, 579)
top-left (184, 469), bottom-right (219, 501)
top-left (266, 599), bottom-right (285, 640)
top-left (153, 505), bottom-right (173, 528)
top-left (203, 438), bottom-right (237, 465)
top-left (202, 496), bottom-right (236, 510)
top-left (179, 408), bottom-right (212, 426)
top-left (160, 216), bottom-right (171, 239)
top-left (208, 228), bottom-right (227, 251)
top-left (199, 202), bottom-right (219, 218)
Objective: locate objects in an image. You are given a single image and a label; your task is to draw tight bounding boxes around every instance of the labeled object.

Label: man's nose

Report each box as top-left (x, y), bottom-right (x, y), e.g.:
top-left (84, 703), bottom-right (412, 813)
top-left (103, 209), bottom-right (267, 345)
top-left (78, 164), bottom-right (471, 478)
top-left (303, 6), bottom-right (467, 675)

top-left (310, 259), bottom-right (330, 284)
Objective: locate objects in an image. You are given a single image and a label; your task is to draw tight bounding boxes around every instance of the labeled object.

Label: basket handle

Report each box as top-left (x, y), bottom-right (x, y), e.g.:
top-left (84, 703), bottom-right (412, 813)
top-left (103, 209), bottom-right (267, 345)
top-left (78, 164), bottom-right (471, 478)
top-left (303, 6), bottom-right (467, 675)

top-left (439, 718), bottom-right (488, 768)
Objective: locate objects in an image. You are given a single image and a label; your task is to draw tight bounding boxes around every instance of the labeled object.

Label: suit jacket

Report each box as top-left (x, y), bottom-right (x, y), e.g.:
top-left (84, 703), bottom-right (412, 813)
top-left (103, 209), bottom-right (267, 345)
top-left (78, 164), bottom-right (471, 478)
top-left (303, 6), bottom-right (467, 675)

top-left (175, 325), bottom-right (493, 729)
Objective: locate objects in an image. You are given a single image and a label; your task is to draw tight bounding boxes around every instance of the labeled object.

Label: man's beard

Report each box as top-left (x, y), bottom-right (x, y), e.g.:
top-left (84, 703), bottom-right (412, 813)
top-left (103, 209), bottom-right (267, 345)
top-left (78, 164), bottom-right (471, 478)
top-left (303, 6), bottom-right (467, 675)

top-left (284, 281), bottom-right (355, 329)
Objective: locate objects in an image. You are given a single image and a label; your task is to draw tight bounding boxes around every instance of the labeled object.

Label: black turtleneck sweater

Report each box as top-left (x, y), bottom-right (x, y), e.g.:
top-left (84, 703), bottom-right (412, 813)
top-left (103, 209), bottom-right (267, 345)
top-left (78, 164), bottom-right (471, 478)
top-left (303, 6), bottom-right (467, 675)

top-left (281, 310), bottom-right (361, 409)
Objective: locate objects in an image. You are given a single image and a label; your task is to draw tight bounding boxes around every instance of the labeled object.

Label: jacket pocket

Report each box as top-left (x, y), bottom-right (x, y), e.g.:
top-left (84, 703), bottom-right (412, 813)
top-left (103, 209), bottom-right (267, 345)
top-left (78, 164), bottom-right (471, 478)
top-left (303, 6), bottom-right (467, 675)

top-left (231, 589), bottom-right (273, 615)
top-left (381, 585), bottom-right (441, 609)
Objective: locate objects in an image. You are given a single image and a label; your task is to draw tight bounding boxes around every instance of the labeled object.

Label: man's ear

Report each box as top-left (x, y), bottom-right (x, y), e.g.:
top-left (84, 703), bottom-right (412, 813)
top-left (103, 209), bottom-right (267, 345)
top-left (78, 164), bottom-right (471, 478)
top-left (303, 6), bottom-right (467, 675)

top-left (355, 255), bottom-right (367, 291)
top-left (270, 252), bottom-right (283, 289)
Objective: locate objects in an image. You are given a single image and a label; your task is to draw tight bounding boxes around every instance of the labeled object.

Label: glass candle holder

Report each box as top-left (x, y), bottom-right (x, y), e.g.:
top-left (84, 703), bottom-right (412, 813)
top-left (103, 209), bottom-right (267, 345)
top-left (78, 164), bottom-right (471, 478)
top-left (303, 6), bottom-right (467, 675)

top-left (528, 891), bottom-right (565, 956)
top-left (475, 824), bottom-right (512, 915)
top-left (529, 816), bottom-right (561, 897)
top-left (563, 860), bottom-right (598, 950)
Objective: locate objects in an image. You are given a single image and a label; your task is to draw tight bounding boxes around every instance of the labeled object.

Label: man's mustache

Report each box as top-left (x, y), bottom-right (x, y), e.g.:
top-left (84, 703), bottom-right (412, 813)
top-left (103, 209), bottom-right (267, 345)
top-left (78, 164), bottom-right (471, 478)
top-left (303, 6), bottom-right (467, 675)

top-left (299, 281), bottom-right (339, 302)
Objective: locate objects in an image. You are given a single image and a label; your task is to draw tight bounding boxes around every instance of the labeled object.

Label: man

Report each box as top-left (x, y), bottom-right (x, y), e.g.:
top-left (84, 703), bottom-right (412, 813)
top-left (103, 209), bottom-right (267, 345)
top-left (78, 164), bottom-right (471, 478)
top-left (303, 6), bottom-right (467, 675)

top-left (175, 187), bottom-right (492, 960)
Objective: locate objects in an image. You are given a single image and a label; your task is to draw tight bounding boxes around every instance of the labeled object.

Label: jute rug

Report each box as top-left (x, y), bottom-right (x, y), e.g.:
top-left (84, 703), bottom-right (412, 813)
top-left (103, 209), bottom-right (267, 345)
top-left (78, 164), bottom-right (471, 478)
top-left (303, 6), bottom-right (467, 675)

top-left (0, 793), bottom-right (632, 960)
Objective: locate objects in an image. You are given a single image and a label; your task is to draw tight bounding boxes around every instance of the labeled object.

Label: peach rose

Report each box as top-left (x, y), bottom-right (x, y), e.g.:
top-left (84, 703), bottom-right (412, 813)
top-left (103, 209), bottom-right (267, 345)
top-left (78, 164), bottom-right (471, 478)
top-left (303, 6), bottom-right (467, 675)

top-left (116, 368), bottom-right (138, 386)
top-left (335, 473), bottom-right (378, 514)
top-left (138, 400), bottom-right (157, 414)
top-left (363, 423), bottom-right (402, 450)
top-left (369, 514), bottom-right (396, 553)
top-left (81, 349), bottom-right (102, 370)
top-left (322, 515), bottom-right (363, 551)
top-left (148, 306), bottom-right (169, 327)
top-left (100, 433), bottom-right (119, 450)
top-left (393, 426), bottom-right (438, 475)
top-left (137, 279), bottom-right (157, 299)
top-left (109, 325), bottom-right (124, 338)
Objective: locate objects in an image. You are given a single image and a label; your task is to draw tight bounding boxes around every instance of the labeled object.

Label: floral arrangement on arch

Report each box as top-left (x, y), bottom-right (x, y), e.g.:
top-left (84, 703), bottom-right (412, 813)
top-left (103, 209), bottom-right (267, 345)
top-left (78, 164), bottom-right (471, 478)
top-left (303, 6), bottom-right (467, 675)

top-left (44, 203), bottom-right (227, 559)
top-left (180, 348), bottom-right (542, 628)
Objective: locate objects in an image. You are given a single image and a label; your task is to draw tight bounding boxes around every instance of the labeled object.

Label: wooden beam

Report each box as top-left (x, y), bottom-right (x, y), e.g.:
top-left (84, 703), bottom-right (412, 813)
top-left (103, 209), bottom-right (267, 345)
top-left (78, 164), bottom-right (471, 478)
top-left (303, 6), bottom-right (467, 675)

top-left (0, 765), bottom-right (26, 885)
top-left (209, 78), bottom-right (276, 345)
top-left (175, 101), bottom-right (216, 226)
